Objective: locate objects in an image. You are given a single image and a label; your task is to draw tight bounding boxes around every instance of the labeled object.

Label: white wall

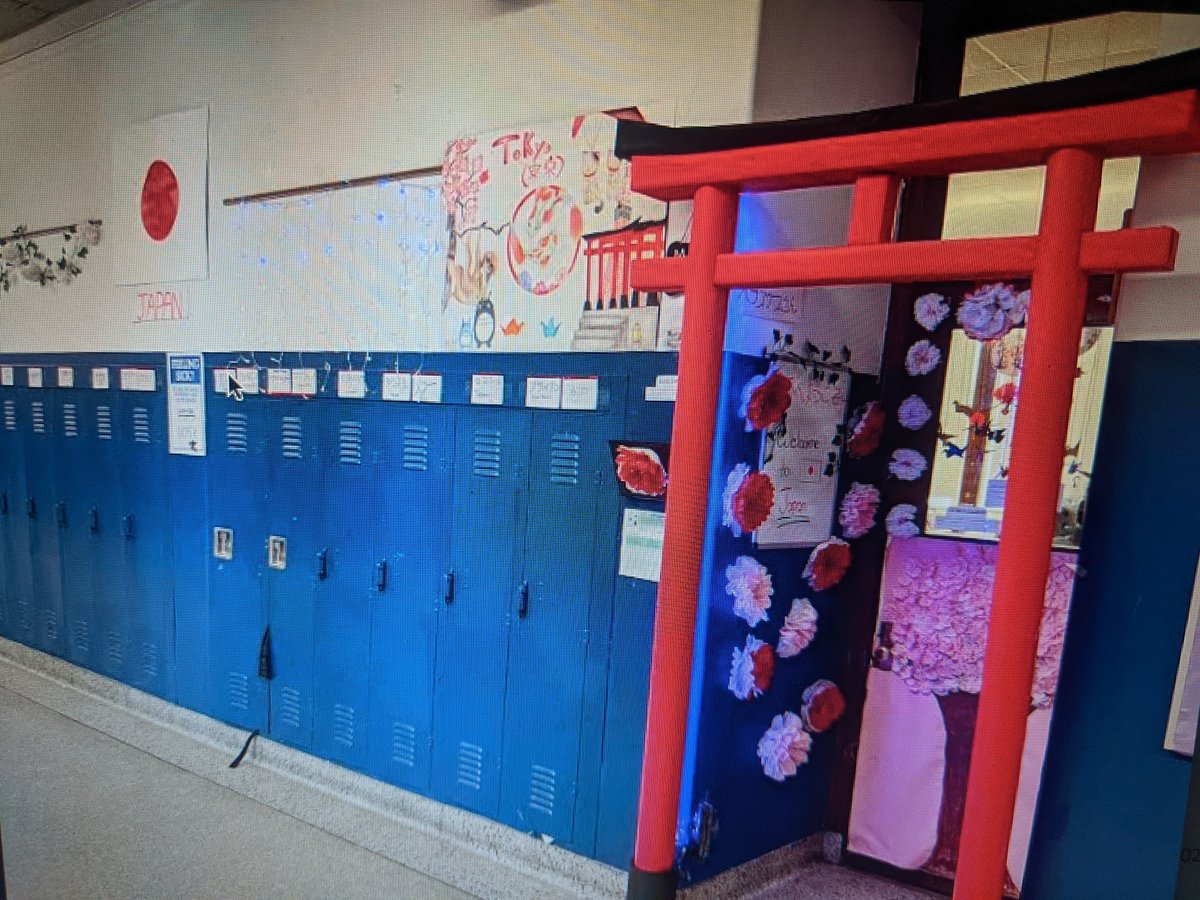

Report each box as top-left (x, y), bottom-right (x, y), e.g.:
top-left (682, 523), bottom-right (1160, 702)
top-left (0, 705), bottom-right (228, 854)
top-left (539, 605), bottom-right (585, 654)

top-left (0, 0), bottom-right (762, 352)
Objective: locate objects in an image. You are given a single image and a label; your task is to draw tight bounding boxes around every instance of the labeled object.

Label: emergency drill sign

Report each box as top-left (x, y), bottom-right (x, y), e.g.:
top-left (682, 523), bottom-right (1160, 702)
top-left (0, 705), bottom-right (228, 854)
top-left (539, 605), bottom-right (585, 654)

top-left (167, 353), bottom-right (206, 456)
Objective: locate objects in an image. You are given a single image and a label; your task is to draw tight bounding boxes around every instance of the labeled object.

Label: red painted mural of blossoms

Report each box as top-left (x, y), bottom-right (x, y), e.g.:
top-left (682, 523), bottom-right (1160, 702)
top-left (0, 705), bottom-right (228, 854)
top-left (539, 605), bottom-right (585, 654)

top-left (442, 137), bottom-right (490, 224)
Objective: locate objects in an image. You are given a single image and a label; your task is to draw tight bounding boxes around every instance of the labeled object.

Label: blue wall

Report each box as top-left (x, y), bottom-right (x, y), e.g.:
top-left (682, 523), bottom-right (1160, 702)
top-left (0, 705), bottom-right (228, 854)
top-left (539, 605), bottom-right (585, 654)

top-left (1026, 340), bottom-right (1197, 900)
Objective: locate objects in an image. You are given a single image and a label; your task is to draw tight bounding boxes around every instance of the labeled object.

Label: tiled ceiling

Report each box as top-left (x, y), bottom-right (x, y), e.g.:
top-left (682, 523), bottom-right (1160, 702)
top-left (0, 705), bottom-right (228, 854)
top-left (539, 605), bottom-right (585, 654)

top-left (0, 0), bottom-right (91, 43)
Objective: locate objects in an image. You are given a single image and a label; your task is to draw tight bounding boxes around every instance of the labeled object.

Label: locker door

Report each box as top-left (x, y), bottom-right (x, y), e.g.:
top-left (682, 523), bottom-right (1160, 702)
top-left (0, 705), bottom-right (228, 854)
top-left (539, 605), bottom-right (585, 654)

top-left (205, 392), bottom-right (270, 730)
top-left (53, 377), bottom-right (98, 669)
top-left (310, 402), bottom-right (376, 771)
top-left (366, 404), bottom-right (454, 792)
top-left (90, 394), bottom-right (133, 681)
top-left (22, 375), bottom-right (66, 657)
top-left (0, 391), bottom-right (16, 638)
top-left (118, 381), bottom-right (175, 699)
top-left (263, 398), bottom-right (322, 751)
top-left (498, 409), bottom-right (616, 842)
top-left (2, 392), bottom-right (34, 646)
top-left (432, 408), bottom-right (530, 816)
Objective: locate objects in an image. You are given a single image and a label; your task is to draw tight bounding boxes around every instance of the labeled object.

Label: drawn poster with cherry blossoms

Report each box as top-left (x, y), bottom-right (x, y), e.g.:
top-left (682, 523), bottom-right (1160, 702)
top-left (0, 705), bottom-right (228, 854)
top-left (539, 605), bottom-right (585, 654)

top-left (440, 113), bottom-right (668, 353)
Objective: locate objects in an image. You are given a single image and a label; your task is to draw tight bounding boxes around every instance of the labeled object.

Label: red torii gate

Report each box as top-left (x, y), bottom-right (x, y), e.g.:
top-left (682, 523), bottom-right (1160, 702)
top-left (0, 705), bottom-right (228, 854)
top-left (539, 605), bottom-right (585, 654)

top-left (624, 90), bottom-right (1200, 900)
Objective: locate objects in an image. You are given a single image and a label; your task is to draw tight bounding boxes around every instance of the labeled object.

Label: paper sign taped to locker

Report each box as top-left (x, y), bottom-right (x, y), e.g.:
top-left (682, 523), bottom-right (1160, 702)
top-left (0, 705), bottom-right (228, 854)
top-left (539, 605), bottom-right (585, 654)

top-left (413, 373), bottom-right (442, 403)
top-left (27, 367), bottom-right (43, 388)
top-left (337, 369), bottom-right (367, 399)
top-left (119, 368), bottom-right (156, 391)
top-left (618, 508), bottom-right (665, 582)
top-left (266, 368), bottom-right (292, 395)
top-left (91, 368), bottom-right (110, 390)
top-left (562, 376), bottom-right (599, 411)
top-left (382, 372), bottom-right (413, 402)
top-left (525, 376), bottom-right (562, 409)
top-left (0, 367), bottom-right (12, 386)
top-left (234, 367), bottom-right (259, 395)
top-left (213, 368), bottom-right (232, 394)
top-left (291, 368), bottom-right (317, 396)
top-left (167, 353), bottom-right (206, 456)
top-left (57, 367), bottom-right (74, 388)
top-left (471, 373), bottom-right (504, 405)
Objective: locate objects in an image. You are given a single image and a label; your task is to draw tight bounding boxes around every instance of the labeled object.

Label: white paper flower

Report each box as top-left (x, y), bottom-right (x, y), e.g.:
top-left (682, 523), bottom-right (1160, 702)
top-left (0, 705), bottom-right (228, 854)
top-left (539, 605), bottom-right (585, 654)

top-left (905, 340), bottom-right (942, 376)
top-left (838, 482), bottom-right (880, 539)
top-left (886, 503), bottom-right (920, 538)
top-left (897, 395), bottom-right (932, 430)
top-left (777, 598), bottom-right (819, 658)
top-left (914, 292), bottom-right (950, 331)
top-left (889, 449), bottom-right (928, 481)
top-left (728, 635), bottom-right (773, 700)
top-left (725, 556), bottom-right (773, 627)
top-left (80, 221), bottom-right (102, 247)
top-left (722, 463), bottom-right (751, 536)
top-left (757, 712), bottom-right (812, 781)
top-left (0, 242), bottom-right (20, 264)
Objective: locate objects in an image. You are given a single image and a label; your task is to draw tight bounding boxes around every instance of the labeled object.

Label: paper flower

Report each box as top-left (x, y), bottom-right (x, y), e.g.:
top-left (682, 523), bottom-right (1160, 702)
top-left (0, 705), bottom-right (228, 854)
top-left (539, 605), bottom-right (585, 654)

top-left (722, 465), bottom-right (775, 537)
top-left (725, 556), bottom-right (773, 627)
top-left (804, 537), bottom-right (852, 592)
top-left (838, 483), bottom-right (880, 539)
top-left (846, 401), bottom-right (886, 459)
top-left (897, 395), bottom-right (932, 431)
top-left (889, 449), bottom-right (928, 481)
top-left (885, 503), bottom-right (920, 538)
top-left (757, 712), bottom-right (813, 781)
top-left (777, 598), bottom-right (819, 658)
top-left (729, 635), bottom-right (776, 700)
top-left (914, 292), bottom-right (950, 331)
top-left (740, 367), bottom-right (793, 432)
top-left (957, 282), bottom-right (1028, 341)
top-left (800, 679), bottom-right (846, 733)
top-left (614, 446), bottom-right (667, 498)
top-left (993, 381), bottom-right (1018, 414)
top-left (905, 340), bottom-right (942, 376)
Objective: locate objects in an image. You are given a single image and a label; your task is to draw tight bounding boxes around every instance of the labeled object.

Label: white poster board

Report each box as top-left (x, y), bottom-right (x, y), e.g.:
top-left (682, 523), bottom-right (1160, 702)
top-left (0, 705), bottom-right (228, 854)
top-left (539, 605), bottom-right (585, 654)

top-left (1167, 557), bottom-right (1200, 756)
top-left (166, 353), bottom-right (206, 456)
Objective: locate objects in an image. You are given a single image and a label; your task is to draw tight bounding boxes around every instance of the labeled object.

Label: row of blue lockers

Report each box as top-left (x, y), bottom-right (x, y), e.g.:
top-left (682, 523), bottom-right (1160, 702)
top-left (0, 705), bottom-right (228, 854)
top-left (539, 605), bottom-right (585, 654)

top-left (0, 350), bottom-right (678, 867)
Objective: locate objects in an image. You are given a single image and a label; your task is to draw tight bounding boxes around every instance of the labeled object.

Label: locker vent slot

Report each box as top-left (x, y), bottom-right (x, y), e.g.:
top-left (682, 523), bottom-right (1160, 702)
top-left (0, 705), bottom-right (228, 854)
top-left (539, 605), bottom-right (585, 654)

top-left (72, 621), bottom-right (90, 655)
top-left (62, 403), bottom-right (79, 438)
top-left (96, 405), bottom-right (113, 440)
top-left (529, 764), bottom-right (557, 817)
top-left (3, 399), bottom-right (15, 431)
top-left (472, 430), bottom-right (502, 478)
top-left (280, 687), bottom-right (302, 728)
top-left (104, 630), bottom-right (124, 669)
top-left (402, 425), bottom-right (429, 471)
top-left (132, 407), bottom-right (151, 444)
top-left (456, 741), bottom-right (484, 791)
top-left (141, 643), bottom-right (159, 678)
top-left (15, 600), bottom-right (31, 631)
top-left (332, 704), bottom-right (356, 746)
top-left (281, 416), bottom-right (303, 459)
top-left (228, 671), bottom-right (250, 710)
top-left (225, 413), bottom-right (249, 454)
top-left (338, 421), bottom-right (363, 465)
top-left (549, 433), bottom-right (582, 485)
top-left (44, 610), bottom-right (59, 642)
top-left (31, 401), bottom-right (46, 434)
top-left (391, 721), bottom-right (417, 768)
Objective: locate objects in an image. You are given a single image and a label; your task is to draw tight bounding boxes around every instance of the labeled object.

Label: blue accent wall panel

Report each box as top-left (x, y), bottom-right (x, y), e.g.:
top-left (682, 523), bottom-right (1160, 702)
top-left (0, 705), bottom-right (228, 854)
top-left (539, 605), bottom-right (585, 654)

top-left (1024, 340), bottom-right (1197, 900)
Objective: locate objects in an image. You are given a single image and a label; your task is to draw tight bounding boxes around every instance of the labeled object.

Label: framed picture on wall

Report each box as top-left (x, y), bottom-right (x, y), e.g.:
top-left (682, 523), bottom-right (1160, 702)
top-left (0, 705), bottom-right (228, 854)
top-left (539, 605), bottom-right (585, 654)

top-left (1167, 558), bottom-right (1200, 757)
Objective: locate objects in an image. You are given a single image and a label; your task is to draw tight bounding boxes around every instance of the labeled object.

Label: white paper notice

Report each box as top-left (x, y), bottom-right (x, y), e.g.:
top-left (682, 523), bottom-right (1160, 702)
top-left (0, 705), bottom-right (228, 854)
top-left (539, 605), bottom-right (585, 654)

top-left (27, 367), bottom-right (43, 388)
top-left (234, 367), bottom-right (259, 395)
top-left (91, 368), bottom-right (110, 390)
top-left (645, 373), bottom-right (677, 402)
top-left (57, 367), bottom-right (75, 388)
top-left (0, 367), bottom-right (12, 387)
top-left (382, 372), bottom-right (413, 402)
top-left (292, 368), bottom-right (317, 396)
top-left (618, 508), bottom-right (665, 582)
top-left (413, 373), bottom-right (443, 404)
top-left (120, 368), bottom-right (156, 392)
top-left (213, 369), bottom-right (232, 394)
top-left (562, 376), bottom-right (599, 411)
top-left (337, 369), bottom-right (367, 399)
top-left (471, 373), bottom-right (504, 405)
top-left (167, 354), bottom-right (206, 456)
top-left (525, 376), bottom-right (562, 409)
top-left (266, 368), bottom-right (292, 395)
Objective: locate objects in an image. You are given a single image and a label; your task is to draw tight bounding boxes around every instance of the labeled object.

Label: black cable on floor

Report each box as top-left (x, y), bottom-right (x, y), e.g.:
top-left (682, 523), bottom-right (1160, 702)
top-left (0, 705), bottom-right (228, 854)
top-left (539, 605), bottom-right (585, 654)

top-left (228, 729), bottom-right (259, 769)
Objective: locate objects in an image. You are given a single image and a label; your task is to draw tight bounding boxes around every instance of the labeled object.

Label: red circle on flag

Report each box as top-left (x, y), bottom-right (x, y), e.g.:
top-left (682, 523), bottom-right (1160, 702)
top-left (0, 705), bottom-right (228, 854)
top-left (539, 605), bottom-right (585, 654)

top-left (140, 159), bottom-right (180, 242)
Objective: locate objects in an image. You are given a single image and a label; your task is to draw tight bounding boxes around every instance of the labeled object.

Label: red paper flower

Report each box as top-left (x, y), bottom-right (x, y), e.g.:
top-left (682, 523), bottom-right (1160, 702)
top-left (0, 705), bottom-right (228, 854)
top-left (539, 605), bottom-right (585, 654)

top-left (731, 471), bottom-right (775, 534)
top-left (801, 679), bottom-right (846, 733)
top-left (752, 641), bottom-right (776, 693)
top-left (803, 537), bottom-right (852, 592)
top-left (846, 401), bottom-right (886, 459)
top-left (741, 368), bottom-right (793, 431)
top-left (729, 635), bottom-right (776, 700)
top-left (614, 446), bottom-right (667, 497)
top-left (993, 381), bottom-right (1017, 414)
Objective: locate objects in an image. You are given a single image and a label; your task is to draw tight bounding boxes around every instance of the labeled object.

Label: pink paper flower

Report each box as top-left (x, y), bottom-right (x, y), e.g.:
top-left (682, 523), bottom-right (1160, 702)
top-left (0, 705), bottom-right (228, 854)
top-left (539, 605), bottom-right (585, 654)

top-left (957, 282), bottom-right (1028, 341)
top-left (757, 712), bottom-right (813, 781)
top-left (838, 483), bottom-right (880, 539)
top-left (914, 292), bottom-right (950, 331)
top-left (905, 340), bottom-right (942, 376)
top-left (725, 556), bottom-right (774, 627)
top-left (729, 635), bottom-right (776, 700)
top-left (777, 598), bottom-right (819, 658)
top-left (885, 503), bottom-right (920, 538)
top-left (897, 395), bottom-right (932, 431)
top-left (889, 449), bottom-right (928, 481)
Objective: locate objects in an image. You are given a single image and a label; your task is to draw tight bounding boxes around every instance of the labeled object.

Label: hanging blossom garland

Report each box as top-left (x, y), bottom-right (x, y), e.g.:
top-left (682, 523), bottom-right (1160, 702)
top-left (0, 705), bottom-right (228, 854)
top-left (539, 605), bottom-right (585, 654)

top-left (993, 381), bottom-right (1018, 415)
top-left (725, 555), bottom-right (774, 627)
top-left (885, 503), bottom-right (920, 538)
top-left (905, 339), bottom-right (942, 377)
top-left (613, 445), bottom-right (668, 498)
top-left (0, 221), bottom-right (101, 292)
top-left (838, 482), bottom-right (880, 539)
top-left (913, 292), bottom-right (951, 332)
top-left (777, 598), bottom-right (819, 658)
top-left (803, 537), bottom-right (852, 592)
top-left (722, 464), bottom-right (776, 537)
top-left (897, 394), bottom-right (932, 431)
top-left (888, 448), bottom-right (928, 482)
top-left (800, 679), bottom-right (846, 733)
top-left (729, 635), bottom-right (776, 701)
top-left (845, 401), bottom-right (886, 459)
top-left (957, 282), bottom-right (1030, 341)
top-left (757, 711), bottom-right (813, 782)
top-left (740, 366), bottom-right (793, 432)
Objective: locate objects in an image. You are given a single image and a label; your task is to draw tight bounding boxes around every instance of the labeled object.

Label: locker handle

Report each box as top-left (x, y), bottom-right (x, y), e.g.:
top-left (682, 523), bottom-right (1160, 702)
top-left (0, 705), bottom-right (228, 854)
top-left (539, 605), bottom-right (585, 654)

top-left (55, 502), bottom-right (67, 528)
top-left (0, 491), bottom-right (8, 516)
top-left (518, 580), bottom-right (530, 619)
top-left (258, 626), bottom-right (273, 681)
top-left (443, 570), bottom-right (455, 606)
top-left (26, 497), bottom-right (36, 518)
top-left (375, 560), bottom-right (388, 592)
top-left (122, 513), bottom-right (135, 541)
top-left (316, 549), bottom-right (328, 581)
top-left (89, 507), bottom-right (100, 533)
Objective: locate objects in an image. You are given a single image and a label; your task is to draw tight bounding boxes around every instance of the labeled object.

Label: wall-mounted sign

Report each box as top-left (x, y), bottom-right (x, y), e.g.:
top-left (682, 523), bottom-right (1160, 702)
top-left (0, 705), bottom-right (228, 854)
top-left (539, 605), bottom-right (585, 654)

top-left (57, 367), bottom-right (74, 388)
top-left (266, 368), bottom-right (292, 395)
top-left (336, 370), bottom-right (367, 399)
top-left (0, 367), bottom-right (13, 387)
top-left (526, 376), bottom-right (563, 409)
top-left (91, 367), bottom-right (110, 390)
top-left (27, 367), bottom-right (43, 388)
top-left (119, 368), bottom-right (156, 391)
top-left (382, 372), bottom-right (413, 402)
top-left (562, 376), bottom-right (600, 410)
top-left (292, 368), bottom-right (317, 396)
top-left (471, 373), bottom-right (505, 405)
top-left (167, 353), bottom-right (206, 456)
top-left (618, 508), bottom-right (665, 582)
top-left (413, 373), bottom-right (443, 403)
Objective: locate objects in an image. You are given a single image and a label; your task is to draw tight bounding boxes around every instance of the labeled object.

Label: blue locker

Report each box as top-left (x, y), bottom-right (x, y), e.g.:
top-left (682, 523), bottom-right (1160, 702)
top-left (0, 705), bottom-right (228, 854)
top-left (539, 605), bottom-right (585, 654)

top-left (432, 407), bottom-right (530, 817)
top-left (366, 401), bottom-right (454, 792)
top-left (0, 385), bottom-right (16, 639)
top-left (3, 388), bottom-right (34, 646)
top-left (204, 379), bottom-right (270, 730)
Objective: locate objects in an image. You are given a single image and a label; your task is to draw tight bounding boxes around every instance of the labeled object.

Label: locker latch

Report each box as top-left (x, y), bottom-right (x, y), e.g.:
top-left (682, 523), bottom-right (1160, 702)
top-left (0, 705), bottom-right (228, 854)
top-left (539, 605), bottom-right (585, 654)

top-left (0, 491), bottom-right (8, 516)
top-left (316, 549), bottom-right (328, 580)
top-left (122, 514), bottom-right (135, 540)
top-left (213, 527), bottom-right (233, 560)
top-left (517, 580), bottom-right (530, 619)
top-left (375, 560), bottom-right (388, 592)
top-left (267, 536), bottom-right (287, 571)
top-left (443, 570), bottom-right (455, 606)
top-left (258, 626), bottom-right (274, 680)
top-left (89, 507), bottom-right (100, 534)
top-left (26, 497), bottom-right (36, 518)
top-left (55, 502), bottom-right (67, 528)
